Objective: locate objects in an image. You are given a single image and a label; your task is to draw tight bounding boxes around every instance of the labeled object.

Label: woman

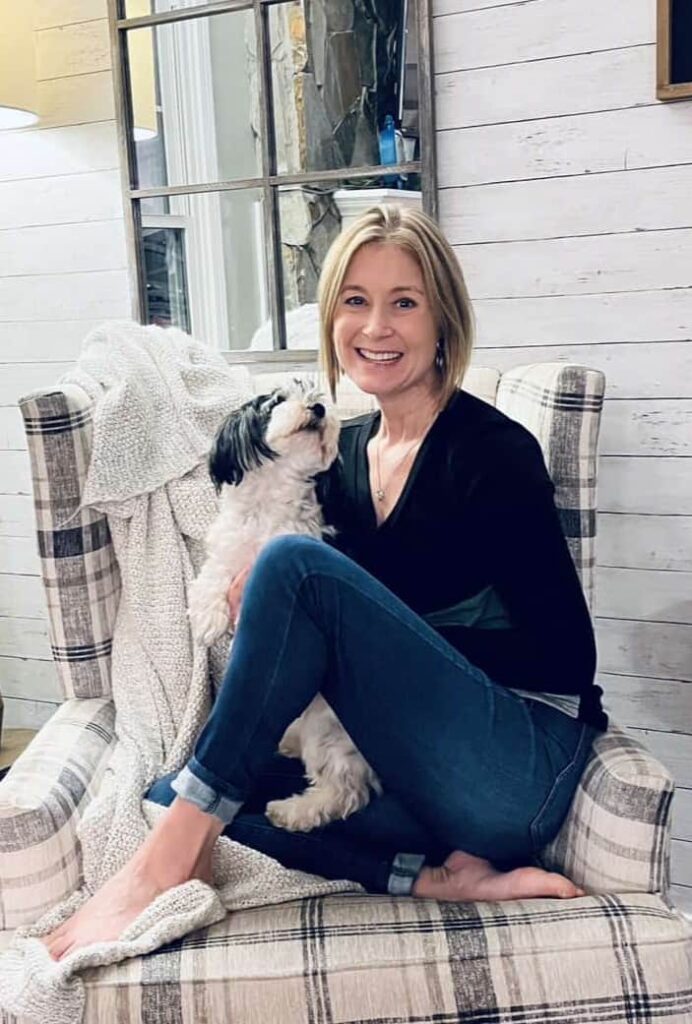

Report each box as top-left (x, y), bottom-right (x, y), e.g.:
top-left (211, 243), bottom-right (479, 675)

top-left (43, 206), bottom-right (607, 960)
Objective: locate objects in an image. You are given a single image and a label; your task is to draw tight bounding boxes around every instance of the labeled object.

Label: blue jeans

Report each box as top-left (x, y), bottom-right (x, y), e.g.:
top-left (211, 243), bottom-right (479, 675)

top-left (146, 535), bottom-right (597, 895)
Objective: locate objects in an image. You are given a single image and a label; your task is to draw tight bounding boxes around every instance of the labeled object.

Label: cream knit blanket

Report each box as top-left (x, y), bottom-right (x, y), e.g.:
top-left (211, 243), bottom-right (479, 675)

top-left (0, 322), bottom-right (360, 1024)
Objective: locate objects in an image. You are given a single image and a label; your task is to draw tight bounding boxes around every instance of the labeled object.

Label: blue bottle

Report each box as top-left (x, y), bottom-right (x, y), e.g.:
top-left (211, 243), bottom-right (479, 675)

top-left (378, 114), bottom-right (397, 186)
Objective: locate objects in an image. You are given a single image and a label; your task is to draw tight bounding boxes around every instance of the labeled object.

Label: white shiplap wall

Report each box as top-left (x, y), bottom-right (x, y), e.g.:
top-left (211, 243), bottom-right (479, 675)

top-left (434, 0), bottom-right (692, 911)
top-left (0, 1), bottom-right (130, 730)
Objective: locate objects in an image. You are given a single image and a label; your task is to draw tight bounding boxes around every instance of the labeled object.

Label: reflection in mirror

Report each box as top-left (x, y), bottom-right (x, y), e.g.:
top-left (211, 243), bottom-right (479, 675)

top-left (125, 1), bottom-right (228, 18)
top-left (140, 189), bottom-right (268, 351)
top-left (250, 178), bottom-right (422, 352)
top-left (126, 8), bottom-right (261, 189)
top-left (268, 0), bottom-right (420, 177)
top-left (117, 1), bottom-right (430, 352)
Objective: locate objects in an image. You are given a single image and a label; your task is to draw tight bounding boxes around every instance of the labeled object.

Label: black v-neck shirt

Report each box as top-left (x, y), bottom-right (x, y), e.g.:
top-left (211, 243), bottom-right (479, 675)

top-left (317, 388), bottom-right (607, 731)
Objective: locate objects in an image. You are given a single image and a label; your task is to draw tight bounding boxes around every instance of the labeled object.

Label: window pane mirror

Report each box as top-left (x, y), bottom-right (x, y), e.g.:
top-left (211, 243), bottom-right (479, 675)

top-left (125, 9), bottom-right (262, 190)
top-left (269, 0), bottom-right (420, 181)
top-left (139, 189), bottom-right (269, 349)
top-left (111, 0), bottom-right (434, 353)
top-left (245, 178), bottom-right (422, 353)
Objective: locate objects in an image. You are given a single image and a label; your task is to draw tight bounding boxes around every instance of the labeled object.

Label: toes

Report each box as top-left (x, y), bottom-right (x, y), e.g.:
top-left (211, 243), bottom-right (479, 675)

top-left (42, 936), bottom-right (62, 960)
top-left (53, 936), bottom-right (73, 961)
top-left (57, 940), bottom-right (77, 961)
top-left (556, 881), bottom-right (583, 899)
top-left (44, 939), bottom-right (64, 961)
top-left (41, 916), bottom-right (79, 959)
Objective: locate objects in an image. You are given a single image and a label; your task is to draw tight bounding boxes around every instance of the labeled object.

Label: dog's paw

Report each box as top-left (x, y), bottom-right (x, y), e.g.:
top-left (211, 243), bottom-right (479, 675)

top-left (188, 602), bottom-right (231, 646)
top-left (277, 721), bottom-right (303, 759)
top-left (266, 795), bottom-right (332, 832)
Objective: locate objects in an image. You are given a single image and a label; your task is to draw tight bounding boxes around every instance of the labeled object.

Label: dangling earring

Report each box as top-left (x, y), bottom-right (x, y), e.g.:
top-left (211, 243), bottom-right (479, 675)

top-left (435, 338), bottom-right (445, 373)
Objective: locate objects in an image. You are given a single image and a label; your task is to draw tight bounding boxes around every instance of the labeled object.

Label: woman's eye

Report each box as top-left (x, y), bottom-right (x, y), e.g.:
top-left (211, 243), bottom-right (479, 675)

top-left (396, 297), bottom-right (416, 309)
top-left (344, 295), bottom-right (365, 306)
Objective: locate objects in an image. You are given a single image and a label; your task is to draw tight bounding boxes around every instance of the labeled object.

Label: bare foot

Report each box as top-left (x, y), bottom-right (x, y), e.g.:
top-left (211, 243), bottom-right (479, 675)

top-left (41, 798), bottom-right (223, 962)
top-left (412, 850), bottom-right (585, 902)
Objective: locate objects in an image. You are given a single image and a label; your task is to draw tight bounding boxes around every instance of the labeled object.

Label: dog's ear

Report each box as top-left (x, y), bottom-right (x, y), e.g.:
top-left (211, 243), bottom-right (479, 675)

top-left (208, 399), bottom-right (277, 489)
top-left (293, 374), bottom-right (318, 397)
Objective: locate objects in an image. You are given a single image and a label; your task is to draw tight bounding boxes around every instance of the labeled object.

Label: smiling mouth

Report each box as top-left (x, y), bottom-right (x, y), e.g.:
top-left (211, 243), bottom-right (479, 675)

top-left (356, 348), bottom-right (403, 364)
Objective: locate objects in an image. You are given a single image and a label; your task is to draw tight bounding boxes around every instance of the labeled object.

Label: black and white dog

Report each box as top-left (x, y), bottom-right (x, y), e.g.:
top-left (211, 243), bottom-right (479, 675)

top-left (188, 380), bottom-right (381, 832)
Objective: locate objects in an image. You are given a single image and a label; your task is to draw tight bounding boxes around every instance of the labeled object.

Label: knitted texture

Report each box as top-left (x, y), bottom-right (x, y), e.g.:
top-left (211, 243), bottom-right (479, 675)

top-left (0, 323), bottom-right (361, 1024)
top-left (63, 320), bottom-right (253, 511)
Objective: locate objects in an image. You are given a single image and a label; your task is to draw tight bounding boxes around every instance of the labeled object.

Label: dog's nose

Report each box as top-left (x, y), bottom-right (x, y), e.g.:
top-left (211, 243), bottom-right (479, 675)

top-left (310, 403), bottom-right (325, 419)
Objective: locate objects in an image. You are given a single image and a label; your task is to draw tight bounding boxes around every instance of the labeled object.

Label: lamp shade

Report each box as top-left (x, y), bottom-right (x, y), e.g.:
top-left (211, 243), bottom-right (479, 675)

top-left (127, 0), bottom-right (158, 140)
top-left (0, 0), bottom-right (38, 129)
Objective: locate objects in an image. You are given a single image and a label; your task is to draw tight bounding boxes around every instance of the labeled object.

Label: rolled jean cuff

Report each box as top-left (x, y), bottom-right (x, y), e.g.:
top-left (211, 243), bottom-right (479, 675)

top-left (170, 763), bottom-right (244, 826)
top-left (387, 852), bottom-right (426, 896)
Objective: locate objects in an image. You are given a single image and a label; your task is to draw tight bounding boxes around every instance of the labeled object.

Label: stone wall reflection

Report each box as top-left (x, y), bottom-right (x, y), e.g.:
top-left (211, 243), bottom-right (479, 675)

top-left (279, 0), bottom-right (404, 309)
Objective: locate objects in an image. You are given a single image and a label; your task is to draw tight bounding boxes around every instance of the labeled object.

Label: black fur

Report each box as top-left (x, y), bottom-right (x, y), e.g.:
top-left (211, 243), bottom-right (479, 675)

top-left (208, 393), bottom-right (282, 489)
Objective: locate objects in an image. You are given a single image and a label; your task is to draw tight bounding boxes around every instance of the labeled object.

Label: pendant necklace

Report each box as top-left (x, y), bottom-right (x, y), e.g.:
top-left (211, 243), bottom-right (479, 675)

top-left (373, 400), bottom-right (443, 503)
top-left (374, 436), bottom-right (422, 502)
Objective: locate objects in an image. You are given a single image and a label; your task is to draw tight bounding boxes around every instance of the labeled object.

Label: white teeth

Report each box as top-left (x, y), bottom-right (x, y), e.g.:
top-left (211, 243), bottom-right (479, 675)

top-left (358, 349), bottom-right (401, 362)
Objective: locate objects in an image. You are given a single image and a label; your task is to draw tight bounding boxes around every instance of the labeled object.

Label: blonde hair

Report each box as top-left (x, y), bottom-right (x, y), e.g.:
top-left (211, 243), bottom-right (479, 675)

top-left (317, 204), bottom-right (475, 407)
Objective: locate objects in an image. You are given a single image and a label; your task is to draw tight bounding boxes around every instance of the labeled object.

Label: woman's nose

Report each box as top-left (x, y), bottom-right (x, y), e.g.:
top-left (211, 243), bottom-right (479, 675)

top-left (362, 307), bottom-right (393, 337)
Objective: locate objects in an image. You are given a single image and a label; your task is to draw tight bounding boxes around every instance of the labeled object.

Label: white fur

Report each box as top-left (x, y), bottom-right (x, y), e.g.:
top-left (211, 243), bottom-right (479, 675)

top-left (188, 383), bottom-right (382, 832)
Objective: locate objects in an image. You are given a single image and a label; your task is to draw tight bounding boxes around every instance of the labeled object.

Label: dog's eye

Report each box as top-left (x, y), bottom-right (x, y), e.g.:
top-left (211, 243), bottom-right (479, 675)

top-left (260, 394), bottom-right (285, 414)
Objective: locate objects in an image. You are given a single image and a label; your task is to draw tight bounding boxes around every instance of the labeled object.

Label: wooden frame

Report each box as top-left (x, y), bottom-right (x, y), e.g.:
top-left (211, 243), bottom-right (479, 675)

top-left (107, 0), bottom-right (436, 354)
top-left (657, 0), bottom-right (692, 101)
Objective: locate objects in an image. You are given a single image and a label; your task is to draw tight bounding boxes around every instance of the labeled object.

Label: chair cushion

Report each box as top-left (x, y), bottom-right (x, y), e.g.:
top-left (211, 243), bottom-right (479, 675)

top-left (0, 698), bottom-right (116, 930)
top-left (252, 365), bottom-right (501, 419)
top-left (251, 370), bottom-right (378, 419)
top-left (0, 891), bottom-right (686, 1024)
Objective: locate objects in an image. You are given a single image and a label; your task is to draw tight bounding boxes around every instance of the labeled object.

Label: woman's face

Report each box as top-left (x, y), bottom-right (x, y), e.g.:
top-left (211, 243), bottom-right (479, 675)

top-left (332, 241), bottom-right (439, 402)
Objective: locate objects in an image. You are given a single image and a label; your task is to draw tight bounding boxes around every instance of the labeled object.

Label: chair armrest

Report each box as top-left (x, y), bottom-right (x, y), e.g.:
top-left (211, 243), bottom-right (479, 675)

top-left (537, 725), bottom-right (673, 895)
top-left (0, 697), bottom-right (116, 929)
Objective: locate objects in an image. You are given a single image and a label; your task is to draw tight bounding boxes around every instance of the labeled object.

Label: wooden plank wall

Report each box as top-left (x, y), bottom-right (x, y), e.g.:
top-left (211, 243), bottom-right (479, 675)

top-left (0, 1), bottom-right (130, 730)
top-left (434, 0), bottom-right (692, 913)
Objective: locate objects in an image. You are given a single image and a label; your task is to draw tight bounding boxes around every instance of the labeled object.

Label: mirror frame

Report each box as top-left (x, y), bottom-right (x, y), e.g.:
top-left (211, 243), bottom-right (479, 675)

top-left (107, 0), bottom-right (437, 359)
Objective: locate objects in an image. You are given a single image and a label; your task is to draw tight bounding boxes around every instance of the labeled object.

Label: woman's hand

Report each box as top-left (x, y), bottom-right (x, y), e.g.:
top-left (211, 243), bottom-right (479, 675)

top-left (227, 563), bottom-right (254, 627)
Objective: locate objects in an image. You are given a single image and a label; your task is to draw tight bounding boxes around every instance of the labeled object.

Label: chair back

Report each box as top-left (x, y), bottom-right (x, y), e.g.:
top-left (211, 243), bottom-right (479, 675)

top-left (496, 363), bottom-right (605, 609)
top-left (19, 362), bottom-right (603, 700)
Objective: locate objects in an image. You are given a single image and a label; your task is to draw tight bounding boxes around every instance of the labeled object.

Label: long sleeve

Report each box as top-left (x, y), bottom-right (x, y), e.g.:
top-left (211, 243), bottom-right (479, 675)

top-left (438, 433), bottom-right (600, 702)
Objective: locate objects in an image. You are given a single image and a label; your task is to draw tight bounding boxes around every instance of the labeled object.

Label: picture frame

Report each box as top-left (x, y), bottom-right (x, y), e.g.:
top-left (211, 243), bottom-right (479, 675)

top-left (657, 0), bottom-right (692, 101)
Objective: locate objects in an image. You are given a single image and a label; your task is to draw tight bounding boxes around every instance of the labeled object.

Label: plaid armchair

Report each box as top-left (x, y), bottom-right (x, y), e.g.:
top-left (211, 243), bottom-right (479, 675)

top-left (1, 363), bottom-right (690, 1024)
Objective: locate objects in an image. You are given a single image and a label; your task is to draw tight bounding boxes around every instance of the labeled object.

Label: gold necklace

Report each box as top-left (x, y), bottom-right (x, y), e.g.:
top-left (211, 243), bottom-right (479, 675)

top-left (374, 435), bottom-right (422, 502)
